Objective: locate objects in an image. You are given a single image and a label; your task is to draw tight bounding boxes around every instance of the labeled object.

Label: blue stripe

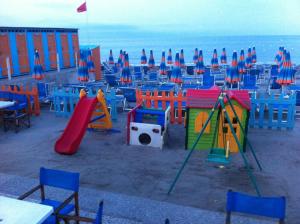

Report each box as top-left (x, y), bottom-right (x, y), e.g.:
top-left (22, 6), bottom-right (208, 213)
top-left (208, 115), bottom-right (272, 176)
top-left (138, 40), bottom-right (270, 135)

top-left (42, 32), bottom-right (50, 71)
top-left (68, 33), bottom-right (75, 67)
top-left (26, 32), bottom-right (35, 73)
top-left (8, 32), bottom-right (20, 76)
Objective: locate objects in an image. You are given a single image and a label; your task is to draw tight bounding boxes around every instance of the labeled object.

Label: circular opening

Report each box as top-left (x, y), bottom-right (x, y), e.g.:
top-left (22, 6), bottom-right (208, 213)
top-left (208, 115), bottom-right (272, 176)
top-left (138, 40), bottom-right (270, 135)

top-left (139, 133), bottom-right (151, 145)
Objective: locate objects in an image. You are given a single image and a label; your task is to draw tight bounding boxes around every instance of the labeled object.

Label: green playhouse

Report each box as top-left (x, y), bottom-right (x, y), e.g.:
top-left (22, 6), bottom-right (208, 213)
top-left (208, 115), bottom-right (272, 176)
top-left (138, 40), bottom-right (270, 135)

top-left (185, 89), bottom-right (251, 153)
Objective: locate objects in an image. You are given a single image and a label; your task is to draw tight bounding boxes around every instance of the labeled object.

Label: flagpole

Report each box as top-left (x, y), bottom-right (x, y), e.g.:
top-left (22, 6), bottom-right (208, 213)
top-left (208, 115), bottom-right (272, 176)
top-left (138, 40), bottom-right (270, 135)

top-left (85, 0), bottom-right (90, 47)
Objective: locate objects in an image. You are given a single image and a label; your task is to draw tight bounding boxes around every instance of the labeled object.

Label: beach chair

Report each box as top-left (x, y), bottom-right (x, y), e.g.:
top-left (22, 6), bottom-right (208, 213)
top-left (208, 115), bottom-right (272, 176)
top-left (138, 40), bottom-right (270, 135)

top-left (119, 87), bottom-right (136, 110)
top-left (268, 77), bottom-right (282, 95)
top-left (226, 190), bottom-right (286, 224)
top-left (58, 201), bottom-right (103, 224)
top-left (105, 74), bottom-right (119, 92)
top-left (3, 93), bottom-right (30, 133)
top-left (18, 167), bottom-right (80, 224)
top-left (240, 74), bottom-right (258, 97)
top-left (199, 74), bottom-right (214, 89)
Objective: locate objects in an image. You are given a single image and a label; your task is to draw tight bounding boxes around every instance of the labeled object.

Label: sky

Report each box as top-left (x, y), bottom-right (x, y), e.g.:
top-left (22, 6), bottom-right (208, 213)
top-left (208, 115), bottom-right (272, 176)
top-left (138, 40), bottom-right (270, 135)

top-left (0, 0), bottom-right (300, 35)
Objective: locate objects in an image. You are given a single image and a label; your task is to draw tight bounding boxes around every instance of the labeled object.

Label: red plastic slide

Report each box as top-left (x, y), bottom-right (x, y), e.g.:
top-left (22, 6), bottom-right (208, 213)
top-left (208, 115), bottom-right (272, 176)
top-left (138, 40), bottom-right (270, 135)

top-left (55, 96), bottom-right (98, 155)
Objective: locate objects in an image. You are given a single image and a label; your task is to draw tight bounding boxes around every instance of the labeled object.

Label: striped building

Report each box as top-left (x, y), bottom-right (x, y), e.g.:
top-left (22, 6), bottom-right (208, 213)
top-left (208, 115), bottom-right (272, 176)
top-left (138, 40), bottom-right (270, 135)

top-left (0, 26), bottom-right (79, 78)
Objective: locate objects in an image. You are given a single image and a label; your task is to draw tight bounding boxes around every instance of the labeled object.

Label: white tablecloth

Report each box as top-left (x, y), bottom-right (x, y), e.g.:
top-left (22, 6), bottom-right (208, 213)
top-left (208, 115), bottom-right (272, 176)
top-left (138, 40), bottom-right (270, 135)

top-left (0, 196), bottom-right (53, 224)
top-left (0, 101), bottom-right (14, 109)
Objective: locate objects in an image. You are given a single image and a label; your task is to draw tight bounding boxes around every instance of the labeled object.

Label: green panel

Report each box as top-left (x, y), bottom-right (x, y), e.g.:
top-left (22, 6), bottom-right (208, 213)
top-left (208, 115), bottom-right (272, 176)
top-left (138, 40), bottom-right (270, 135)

top-left (187, 108), bottom-right (218, 150)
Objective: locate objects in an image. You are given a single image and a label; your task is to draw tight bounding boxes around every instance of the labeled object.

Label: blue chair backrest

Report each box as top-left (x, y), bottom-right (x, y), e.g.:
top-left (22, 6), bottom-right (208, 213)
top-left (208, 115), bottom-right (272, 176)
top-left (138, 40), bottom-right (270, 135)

top-left (94, 201), bottom-right (103, 224)
top-left (271, 68), bottom-right (278, 78)
top-left (227, 190), bottom-right (286, 220)
top-left (40, 167), bottom-right (80, 192)
top-left (134, 66), bottom-right (141, 73)
top-left (121, 88), bottom-right (136, 102)
top-left (134, 72), bottom-right (142, 81)
top-left (12, 94), bottom-right (27, 104)
top-left (37, 83), bottom-right (47, 97)
top-left (0, 91), bottom-right (12, 100)
top-left (149, 72), bottom-right (158, 81)
top-left (243, 75), bottom-right (256, 87)
top-left (203, 74), bottom-right (214, 87)
top-left (105, 75), bottom-right (118, 87)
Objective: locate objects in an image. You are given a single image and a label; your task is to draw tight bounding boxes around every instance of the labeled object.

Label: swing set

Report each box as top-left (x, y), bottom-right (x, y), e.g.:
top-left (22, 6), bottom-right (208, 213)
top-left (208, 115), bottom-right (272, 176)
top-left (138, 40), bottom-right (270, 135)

top-left (168, 89), bottom-right (263, 196)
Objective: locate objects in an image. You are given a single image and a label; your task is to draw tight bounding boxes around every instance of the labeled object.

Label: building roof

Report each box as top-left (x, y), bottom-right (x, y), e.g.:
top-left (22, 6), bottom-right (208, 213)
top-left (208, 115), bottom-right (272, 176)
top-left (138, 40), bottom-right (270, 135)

top-left (0, 26), bottom-right (78, 33)
top-left (186, 87), bottom-right (251, 110)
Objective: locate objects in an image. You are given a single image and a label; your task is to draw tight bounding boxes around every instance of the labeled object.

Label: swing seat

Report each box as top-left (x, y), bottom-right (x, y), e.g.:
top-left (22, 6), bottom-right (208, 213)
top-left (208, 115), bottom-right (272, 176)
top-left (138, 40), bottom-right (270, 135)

top-left (207, 148), bottom-right (231, 164)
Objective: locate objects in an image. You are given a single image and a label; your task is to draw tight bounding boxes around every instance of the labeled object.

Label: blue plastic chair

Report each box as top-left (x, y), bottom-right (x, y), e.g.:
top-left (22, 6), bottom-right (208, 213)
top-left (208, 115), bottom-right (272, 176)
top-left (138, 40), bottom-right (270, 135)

top-left (58, 201), bottom-right (103, 224)
top-left (18, 167), bottom-right (80, 224)
top-left (240, 75), bottom-right (258, 91)
top-left (148, 71), bottom-right (158, 81)
top-left (226, 190), bottom-right (286, 224)
top-left (119, 87), bottom-right (136, 110)
top-left (105, 75), bottom-right (119, 91)
top-left (200, 74), bottom-right (214, 89)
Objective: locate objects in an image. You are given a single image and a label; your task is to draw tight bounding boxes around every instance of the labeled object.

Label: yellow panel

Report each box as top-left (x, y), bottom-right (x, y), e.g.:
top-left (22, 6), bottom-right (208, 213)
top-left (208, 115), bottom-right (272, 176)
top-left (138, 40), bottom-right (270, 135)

top-left (194, 112), bottom-right (210, 134)
top-left (218, 105), bottom-right (243, 153)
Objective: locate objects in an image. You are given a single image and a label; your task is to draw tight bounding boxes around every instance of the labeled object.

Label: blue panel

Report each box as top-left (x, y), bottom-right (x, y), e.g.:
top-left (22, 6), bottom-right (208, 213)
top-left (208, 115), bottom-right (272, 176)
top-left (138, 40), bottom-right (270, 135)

top-left (42, 32), bottom-right (50, 71)
top-left (68, 33), bottom-right (75, 67)
top-left (26, 32), bottom-right (35, 73)
top-left (55, 32), bottom-right (63, 69)
top-left (8, 32), bottom-right (20, 76)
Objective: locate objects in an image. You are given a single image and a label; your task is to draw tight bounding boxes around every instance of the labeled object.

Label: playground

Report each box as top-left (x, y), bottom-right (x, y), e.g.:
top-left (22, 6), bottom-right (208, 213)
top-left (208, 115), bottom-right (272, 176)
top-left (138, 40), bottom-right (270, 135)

top-left (0, 104), bottom-right (299, 223)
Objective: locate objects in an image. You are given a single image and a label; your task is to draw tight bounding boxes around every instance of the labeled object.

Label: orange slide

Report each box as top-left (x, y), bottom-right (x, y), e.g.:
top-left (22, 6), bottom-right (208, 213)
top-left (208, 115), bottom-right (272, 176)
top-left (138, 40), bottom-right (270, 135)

top-left (55, 96), bottom-right (98, 155)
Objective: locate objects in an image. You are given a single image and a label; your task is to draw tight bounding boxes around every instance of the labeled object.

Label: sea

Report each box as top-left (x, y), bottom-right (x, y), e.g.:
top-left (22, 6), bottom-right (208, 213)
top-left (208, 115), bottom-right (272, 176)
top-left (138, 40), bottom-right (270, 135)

top-left (79, 27), bottom-right (300, 65)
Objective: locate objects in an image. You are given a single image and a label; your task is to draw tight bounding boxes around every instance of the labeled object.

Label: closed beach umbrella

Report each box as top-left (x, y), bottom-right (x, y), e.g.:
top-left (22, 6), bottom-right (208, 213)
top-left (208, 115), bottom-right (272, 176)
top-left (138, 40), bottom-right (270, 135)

top-left (108, 49), bottom-right (114, 65)
top-left (78, 50), bottom-right (89, 82)
top-left (278, 51), bottom-right (293, 85)
top-left (159, 51), bottom-right (167, 75)
top-left (141, 49), bottom-right (147, 64)
top-left (220, 48), bottom-right (227, 64)
top-left (171, 53), bottom-right (182, 83)
top-left (275, 47), bottom-right (284, 72)
top-left (251, 47), bottom-right (257, 64)
top-left (121, 53), bottom-right (131, 84)
top-left (196, 50), bottom-right (205, 74)
top-left (167, 48), bottom-right (173, 65)
top-left (87, 50), bottom-right (95, 74)
top-left (245, 48), bottom-right (252, 68)
top-left (238, 49), bottom-right (246, 74)
top-left (179, 49), bottom-right (185, 68)
top-left (211, 49), bottom-right (219, 69)
top-left (32, 49), bottom-right (45, 80)
top-left (193, 48), bottom-right (199, 64)
top-left (226, 51), bottom-right (239, 84)
top-left (148, 50), bottom-right (155, 69)
top-left (117, 50), bottom-right (123, 68)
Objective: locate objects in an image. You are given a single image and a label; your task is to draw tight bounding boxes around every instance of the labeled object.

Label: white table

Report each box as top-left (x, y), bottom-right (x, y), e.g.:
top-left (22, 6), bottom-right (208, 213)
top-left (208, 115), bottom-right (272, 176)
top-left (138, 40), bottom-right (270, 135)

top-left (0, 101), bottom-right (14, 109)
top-left (0, 196), bottom-right (53, 224)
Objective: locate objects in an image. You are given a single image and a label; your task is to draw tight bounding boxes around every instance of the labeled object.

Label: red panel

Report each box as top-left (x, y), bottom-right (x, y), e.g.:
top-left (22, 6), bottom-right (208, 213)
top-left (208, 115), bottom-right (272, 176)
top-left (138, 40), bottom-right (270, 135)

top-left (47, 33), bottom-right (57, 69)
top-left (61, 34), bottom-right (70, 67)
top-left (0, 33), bottom-right (12, 76)
top-left (16, 33), bottom-right (29, 73)
top-left (33, 33), bottom-right (45, 69)
top-left (72, 34), bottom-right (79, 66)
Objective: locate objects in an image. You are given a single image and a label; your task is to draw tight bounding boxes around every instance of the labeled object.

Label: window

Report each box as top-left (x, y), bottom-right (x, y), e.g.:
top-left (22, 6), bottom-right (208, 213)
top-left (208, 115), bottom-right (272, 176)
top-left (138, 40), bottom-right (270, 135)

top-left (194, 111), bottom-right (210, 133)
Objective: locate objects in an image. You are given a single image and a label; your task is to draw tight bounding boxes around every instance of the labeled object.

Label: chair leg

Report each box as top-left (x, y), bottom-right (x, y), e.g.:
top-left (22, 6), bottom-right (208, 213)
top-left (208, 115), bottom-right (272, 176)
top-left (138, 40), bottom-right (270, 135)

top-left (225, 212), bottom-right (231, 224)
top-left (74, 193), bottom-right (80, 224)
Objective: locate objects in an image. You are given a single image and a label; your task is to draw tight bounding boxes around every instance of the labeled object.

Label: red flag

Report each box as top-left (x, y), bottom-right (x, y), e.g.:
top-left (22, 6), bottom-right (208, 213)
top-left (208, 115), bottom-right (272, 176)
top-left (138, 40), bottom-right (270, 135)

top-left (77, 2), bottom-right (87, 13)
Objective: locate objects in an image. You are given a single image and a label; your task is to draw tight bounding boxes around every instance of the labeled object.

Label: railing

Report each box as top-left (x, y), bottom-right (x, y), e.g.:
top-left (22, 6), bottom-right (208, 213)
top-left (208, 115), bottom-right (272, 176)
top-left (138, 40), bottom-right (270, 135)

top-left (0, 84), bottom-right (40, 116)
top-left (249, 94), bottom-right (296, 130)
top-left (136, 89), bottom-right (186, 124)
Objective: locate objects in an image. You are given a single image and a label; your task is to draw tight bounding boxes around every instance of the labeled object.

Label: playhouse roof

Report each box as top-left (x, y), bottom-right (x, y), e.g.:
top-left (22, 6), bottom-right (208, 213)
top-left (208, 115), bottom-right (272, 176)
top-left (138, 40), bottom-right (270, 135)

top-left (186, 87), bottom-right (251, 110)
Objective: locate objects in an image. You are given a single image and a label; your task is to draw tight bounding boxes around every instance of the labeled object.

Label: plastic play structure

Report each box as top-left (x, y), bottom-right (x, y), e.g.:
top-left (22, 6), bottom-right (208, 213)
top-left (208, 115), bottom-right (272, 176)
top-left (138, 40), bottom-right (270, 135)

top-left (127, 105), bottom-right (170, 149)
top-left (55, 89), bottom-right (112, 155)
top-left (185, 89), bottom-right (250, 156)
top-left (168, 88), bottom-right (263, 196)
